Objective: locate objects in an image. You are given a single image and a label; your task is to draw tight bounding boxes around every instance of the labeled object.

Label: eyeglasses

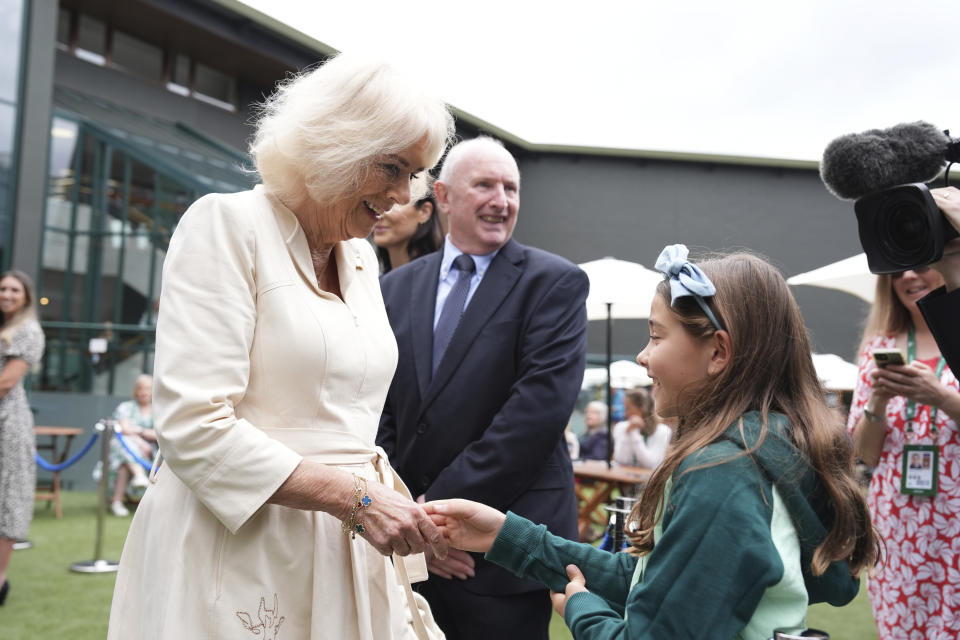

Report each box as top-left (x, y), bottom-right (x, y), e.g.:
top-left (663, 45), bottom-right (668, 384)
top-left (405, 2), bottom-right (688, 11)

top-left (891, 265), bottom-right (932, 280)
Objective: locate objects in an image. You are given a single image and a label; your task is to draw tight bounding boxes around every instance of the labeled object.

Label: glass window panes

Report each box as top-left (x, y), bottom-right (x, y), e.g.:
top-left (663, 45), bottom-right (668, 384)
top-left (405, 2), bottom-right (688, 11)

top-left (0, 102), bottom-right (16, 269)
top-left (0, 0), bottom-right (24, 103)
top-left (172, 54), bottom-right (190, 87)
top-left (0, 101), bottom-right (15, 180)
top-left (56, 8), bottom-right (71, 48)
top-left (76, 15), bottom-right (106, 65)
top-left (48, 117), bottom-right (79, 204)
top-left (111, 31), bottom-right (162, 80)
top-left (194, 63), bottom-right (235, 110)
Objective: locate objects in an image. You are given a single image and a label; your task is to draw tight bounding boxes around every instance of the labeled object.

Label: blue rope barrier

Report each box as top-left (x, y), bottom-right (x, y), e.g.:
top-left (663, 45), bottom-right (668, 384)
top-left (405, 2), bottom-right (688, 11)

top-left (113, 431), bottom-right (155, 471)
top-left (35, 431), bottom-right (100, 472)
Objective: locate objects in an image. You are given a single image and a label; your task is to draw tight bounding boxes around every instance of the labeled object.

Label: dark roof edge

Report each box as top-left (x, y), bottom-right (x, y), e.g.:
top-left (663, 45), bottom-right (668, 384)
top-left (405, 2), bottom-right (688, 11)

top-left (207, 0), bottom-right (339, 57)
top-left (213, 0), bottom-right (819, 172)
top-left (449, 105), bottom-right (819, 170)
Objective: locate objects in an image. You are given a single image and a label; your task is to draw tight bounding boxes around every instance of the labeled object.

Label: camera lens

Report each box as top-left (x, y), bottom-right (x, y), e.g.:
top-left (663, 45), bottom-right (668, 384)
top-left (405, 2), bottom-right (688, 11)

top-left (887, 203), bottom-right (928, 252)
top-left (854, 183), bottom-right (954, 274)
top-left (875, 192), bottom-right (933, 266)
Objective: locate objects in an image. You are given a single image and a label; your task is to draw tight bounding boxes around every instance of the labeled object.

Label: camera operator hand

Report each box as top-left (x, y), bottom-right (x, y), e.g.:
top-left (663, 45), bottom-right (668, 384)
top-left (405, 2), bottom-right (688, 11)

top-left (930, 187), bottom-right (960, 292)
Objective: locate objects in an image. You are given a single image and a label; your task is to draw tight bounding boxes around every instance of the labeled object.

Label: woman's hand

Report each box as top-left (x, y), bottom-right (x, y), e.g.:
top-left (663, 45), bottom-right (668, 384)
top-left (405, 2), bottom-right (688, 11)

top-left (873, 362), bottom-right (948, 407)
top-left (422, 499), bottom-right (506, 553)
top-left (625, 415), bottom-right (645, 432)
top-left (866, 369), bottom-right (895, 414)
top-left (117, 418), bottom-right (138, 435)
top-left (353, 480), bottom-right (449, 559)
top-left (550, 565), bottom-right (589, 617)
top-left (269, 462), bottom-right (447, 559)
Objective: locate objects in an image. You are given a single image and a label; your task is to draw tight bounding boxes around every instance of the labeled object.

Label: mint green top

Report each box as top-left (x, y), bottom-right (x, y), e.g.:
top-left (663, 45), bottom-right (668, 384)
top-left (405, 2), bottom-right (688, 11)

top-left (485, 411), bottom-right (859, 639)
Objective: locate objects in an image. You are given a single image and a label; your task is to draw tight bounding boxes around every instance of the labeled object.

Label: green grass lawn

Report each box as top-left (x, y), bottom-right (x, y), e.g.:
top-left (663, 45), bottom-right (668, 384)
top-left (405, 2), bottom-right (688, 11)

top-left (4, 491), bottom-right (878, 639)
top-left (4, 491), bottom-right (127, 638)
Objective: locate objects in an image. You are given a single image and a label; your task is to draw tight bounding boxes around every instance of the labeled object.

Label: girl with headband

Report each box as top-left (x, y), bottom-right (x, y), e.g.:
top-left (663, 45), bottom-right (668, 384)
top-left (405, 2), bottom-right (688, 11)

top-left (425, 245), bottom-right (878, 639)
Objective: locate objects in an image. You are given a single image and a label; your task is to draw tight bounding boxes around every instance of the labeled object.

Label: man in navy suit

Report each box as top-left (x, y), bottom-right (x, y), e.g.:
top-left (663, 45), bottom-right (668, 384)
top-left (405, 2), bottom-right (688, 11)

top-left (377, 137), bottom-right (588, 639)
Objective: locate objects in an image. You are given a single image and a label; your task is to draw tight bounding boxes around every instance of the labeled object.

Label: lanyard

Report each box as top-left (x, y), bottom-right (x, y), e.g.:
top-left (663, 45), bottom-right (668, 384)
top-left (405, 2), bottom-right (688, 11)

top-left (905, 325), bottom-right (947, 436)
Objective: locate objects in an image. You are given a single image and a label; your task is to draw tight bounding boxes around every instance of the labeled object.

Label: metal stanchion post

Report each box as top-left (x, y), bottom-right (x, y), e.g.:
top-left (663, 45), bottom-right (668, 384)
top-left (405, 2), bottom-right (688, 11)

top-left (604, 495), bottom-right (638, 551)
top-left (71, 419), bottom-right (119, 573)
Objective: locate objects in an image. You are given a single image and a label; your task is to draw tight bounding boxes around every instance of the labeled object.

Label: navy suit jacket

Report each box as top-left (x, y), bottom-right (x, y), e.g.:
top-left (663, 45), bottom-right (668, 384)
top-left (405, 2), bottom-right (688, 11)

top-left (377, 238), bottom-right (588, 594)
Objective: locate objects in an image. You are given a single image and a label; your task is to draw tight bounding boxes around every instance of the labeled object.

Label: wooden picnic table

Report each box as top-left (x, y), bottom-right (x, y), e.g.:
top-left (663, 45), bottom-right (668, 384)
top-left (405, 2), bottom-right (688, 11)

top-left (573, 459), bottom-right (652, 540)
top-left (35, 426), bottom-right (85, 519)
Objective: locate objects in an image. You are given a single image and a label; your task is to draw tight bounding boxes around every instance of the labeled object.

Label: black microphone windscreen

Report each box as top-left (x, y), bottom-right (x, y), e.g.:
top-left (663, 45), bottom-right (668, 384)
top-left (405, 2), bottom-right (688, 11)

top-left (820, 121), bottom-right (949, 200)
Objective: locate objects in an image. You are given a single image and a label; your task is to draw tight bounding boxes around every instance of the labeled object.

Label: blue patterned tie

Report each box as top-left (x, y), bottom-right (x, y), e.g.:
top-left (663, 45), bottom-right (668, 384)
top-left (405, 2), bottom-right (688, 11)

top-left (433, 254), bottom-right (476, 375)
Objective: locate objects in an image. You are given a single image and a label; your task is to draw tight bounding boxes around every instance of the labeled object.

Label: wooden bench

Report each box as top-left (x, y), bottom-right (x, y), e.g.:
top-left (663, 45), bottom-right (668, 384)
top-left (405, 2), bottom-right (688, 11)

top-left (34, 426), bottom-right (84, 519)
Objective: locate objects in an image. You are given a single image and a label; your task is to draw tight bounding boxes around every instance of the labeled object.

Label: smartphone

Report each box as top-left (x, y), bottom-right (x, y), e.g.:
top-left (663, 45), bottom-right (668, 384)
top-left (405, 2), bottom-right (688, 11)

top-left (872, 348), bottom-right (906, 368)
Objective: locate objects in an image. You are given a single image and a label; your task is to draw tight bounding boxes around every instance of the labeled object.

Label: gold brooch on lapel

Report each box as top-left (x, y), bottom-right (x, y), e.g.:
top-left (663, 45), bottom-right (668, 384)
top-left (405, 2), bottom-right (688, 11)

top-left (355, 252), bottom-right (363, 270)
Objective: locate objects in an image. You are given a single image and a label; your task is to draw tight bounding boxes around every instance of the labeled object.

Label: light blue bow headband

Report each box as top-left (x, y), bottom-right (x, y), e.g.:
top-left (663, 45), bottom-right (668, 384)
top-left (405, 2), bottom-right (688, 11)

top-left (654, 244), bottom-right (724, 331)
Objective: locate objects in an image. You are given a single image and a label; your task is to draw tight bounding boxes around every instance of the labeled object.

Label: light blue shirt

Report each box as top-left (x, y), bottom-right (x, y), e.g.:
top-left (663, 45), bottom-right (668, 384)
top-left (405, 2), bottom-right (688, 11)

top-left (434, 236), bottom-right (499, 329)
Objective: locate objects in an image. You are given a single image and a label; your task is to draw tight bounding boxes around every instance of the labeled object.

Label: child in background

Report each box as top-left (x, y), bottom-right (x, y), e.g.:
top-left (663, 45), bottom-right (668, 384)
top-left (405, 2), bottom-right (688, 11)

top-left (426, 245), bottom-right (878, 640)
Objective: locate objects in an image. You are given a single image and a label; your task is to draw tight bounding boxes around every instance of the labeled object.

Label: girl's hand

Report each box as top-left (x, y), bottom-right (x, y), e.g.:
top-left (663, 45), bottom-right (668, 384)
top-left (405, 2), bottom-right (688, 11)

top-left (550, 565), bottom-right (589, 617)
top-left (873, 362), bottom-right (947, 407)
top-left (422, 499), bottom-right (506, 553)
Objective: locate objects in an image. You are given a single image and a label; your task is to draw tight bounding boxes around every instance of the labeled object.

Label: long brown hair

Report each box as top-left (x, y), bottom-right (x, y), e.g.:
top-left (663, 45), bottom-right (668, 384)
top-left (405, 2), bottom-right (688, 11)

top-left (626, 252), bottom-right (877, 576)
top-left (0, 270), bottom-right (39, 345)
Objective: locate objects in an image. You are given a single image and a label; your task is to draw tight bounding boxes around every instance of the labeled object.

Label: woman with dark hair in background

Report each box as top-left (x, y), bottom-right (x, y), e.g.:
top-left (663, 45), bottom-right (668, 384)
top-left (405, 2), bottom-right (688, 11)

top-left (0, 270), bottom-right (45, 606)
top-left (373, 174), bottom-right (443, 273)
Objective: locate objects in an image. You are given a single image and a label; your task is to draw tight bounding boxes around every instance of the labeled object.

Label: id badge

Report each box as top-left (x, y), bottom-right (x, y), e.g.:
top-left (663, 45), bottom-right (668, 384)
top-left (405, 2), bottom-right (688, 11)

top-left (901, 444), bottom-right (938, 497)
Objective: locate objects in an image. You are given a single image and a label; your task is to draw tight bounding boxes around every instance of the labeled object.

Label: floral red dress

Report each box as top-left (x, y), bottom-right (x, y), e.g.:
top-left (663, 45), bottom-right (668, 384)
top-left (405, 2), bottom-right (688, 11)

top-left (847, 334), bottom-right (960, 640)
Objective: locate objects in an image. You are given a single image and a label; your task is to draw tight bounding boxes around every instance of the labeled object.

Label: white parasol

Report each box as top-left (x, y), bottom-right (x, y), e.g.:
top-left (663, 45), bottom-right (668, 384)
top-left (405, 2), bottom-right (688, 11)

top-left (786, 253), bottom-right (876, 303)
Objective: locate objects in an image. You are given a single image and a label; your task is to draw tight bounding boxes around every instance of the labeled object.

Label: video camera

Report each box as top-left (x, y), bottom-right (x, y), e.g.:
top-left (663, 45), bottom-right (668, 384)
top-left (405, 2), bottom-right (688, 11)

top-left (820, 122), bottom-right (960, 274)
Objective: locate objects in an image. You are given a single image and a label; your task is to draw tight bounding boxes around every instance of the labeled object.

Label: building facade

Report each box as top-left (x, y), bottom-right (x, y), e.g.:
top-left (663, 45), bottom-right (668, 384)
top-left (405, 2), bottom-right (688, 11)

top-left (9, 0), bottom-right (936, 422)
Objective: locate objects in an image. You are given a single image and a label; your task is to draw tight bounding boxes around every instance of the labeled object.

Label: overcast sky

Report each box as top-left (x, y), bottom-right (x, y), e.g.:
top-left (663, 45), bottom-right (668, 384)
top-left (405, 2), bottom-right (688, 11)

top-left (239, 0), bottom-right (960, 162)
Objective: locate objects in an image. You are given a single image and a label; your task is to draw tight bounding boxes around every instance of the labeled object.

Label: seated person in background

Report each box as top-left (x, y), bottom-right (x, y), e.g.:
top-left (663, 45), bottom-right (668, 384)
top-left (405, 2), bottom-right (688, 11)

top-left (108, 374), bottom-right (156, 516)
top-left (564, 426), bottom-right (580, 461)
top-left (578, 400), bottom-right (609, 460)
top-left (612, 387), bottom-right (672, 468)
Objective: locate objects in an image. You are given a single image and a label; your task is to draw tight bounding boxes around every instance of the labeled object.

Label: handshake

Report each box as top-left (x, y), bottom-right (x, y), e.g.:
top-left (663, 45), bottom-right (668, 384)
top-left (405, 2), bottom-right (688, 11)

top-left (422, 500), bottom-right (588, 617)
top-left (364, 491), bottom-right (590, 617)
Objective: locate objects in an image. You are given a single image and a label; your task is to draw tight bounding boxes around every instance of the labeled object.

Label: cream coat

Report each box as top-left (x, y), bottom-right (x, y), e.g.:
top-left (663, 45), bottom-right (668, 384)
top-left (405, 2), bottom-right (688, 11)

top-left (108, 187), bottom-right (438, 639)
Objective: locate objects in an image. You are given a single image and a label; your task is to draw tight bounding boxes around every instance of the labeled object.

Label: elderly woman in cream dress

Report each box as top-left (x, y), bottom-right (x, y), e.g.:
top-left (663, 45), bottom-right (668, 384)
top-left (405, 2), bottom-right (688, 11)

top-left (108, 54), bottom-right (454, 639)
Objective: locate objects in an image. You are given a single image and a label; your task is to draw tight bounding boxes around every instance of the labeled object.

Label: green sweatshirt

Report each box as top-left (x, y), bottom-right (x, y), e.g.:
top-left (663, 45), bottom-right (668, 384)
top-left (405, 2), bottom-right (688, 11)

top-left (485, 411), bottom-right (860, 639)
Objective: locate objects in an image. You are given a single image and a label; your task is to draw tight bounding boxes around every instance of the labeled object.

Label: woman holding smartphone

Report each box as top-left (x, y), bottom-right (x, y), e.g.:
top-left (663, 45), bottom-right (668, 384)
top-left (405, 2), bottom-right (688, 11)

top-left (848, 258), bottom-right (960, 640)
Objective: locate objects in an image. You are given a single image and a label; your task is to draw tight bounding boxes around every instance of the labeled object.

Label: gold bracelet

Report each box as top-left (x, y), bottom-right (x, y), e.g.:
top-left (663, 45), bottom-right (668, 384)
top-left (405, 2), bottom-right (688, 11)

top-left (341, 474), bottom-right (371, 538)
